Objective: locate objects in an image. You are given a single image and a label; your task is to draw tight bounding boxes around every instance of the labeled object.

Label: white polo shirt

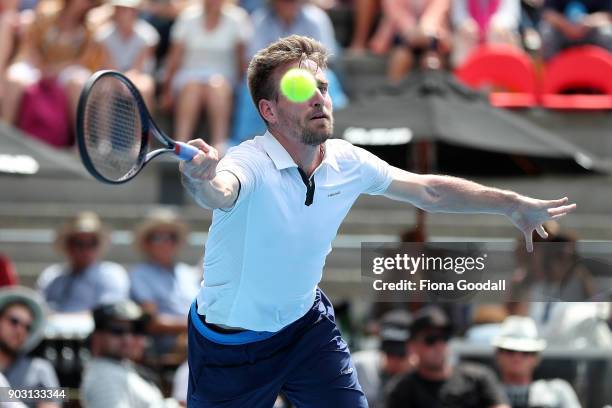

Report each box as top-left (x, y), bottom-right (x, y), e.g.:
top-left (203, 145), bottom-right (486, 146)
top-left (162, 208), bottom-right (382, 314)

top-left (196, 131), bottom-right (393, 332)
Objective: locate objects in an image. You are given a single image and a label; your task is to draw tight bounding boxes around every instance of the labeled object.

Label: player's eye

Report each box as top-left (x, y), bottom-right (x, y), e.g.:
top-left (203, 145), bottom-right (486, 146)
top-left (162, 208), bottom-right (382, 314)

top-left (319, 84), bottom-right (328, 94)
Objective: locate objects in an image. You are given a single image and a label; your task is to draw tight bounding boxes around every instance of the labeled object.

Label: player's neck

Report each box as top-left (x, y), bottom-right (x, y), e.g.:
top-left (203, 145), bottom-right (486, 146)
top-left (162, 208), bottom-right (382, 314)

top-left (272, 131), bottom-right (323, 176)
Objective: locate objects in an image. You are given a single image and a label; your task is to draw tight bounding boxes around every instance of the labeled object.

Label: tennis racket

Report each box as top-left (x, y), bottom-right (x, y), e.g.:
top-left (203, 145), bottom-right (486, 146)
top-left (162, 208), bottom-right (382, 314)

top-left (76, 70), bottom-right (199, 184)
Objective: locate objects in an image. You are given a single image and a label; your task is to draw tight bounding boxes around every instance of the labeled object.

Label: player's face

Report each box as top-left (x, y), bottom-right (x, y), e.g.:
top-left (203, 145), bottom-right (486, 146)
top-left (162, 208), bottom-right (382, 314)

top-left (274, 60), bottom-right (334, 146)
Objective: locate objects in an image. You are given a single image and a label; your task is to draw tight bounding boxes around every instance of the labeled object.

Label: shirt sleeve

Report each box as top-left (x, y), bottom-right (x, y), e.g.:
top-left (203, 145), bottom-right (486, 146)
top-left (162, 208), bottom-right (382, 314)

top-left (354, 145), bottom-right (393, 195)
top-left (491, 0), bottom-right (520, 30)
top-left (170, 14), bottom-right (189, 43)
top-left (32, 358), bottom-right (60, 388)
top-left (129, 266), bottom-right (155, 304)
top-left (138, 20), bottom-right (160, 47)
top-left (97, 263), bottom-right (130, 305)
top-left (215, 143), bottom-right (264, 208)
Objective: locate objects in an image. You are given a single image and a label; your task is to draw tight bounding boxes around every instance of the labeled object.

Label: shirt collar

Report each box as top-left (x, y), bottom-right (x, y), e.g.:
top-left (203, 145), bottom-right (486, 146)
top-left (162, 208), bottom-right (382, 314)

top-left (262, 131), bottom-right (340, 173)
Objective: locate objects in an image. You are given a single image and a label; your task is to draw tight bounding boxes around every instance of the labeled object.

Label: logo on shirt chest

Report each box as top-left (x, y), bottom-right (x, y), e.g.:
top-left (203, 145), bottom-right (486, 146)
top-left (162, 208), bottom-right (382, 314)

top-left (327, 191), bottom-right (341, 197)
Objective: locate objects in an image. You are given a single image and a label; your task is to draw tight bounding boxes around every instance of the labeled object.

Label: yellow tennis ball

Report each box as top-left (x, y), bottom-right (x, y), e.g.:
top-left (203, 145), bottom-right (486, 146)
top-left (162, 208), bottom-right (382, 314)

top-left (280, 68), bottom-right (317, 103)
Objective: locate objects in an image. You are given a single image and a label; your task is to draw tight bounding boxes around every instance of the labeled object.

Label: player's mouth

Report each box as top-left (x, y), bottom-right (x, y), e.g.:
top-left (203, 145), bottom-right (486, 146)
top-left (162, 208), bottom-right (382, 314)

top-left (310, 113), bottom-right (329, 121)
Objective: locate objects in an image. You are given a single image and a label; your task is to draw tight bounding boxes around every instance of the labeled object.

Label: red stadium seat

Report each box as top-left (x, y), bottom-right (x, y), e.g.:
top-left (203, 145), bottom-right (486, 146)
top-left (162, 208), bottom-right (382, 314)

top-left (454, 45), bottom-right (539, 108)
top-left (541, 46), bottom-right (612, 110)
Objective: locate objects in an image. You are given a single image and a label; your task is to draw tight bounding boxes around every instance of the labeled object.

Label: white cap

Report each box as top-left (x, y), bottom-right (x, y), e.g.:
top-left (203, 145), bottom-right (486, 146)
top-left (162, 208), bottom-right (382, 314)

top-left (492, 316), bottom-right (546, 352)
top-left (109, 0), bottom-right (141, 8)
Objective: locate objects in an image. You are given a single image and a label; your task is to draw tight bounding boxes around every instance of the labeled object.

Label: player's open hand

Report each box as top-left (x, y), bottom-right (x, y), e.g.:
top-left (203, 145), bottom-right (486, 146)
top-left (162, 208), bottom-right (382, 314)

top-left (509, 196), bottom-right (577, 252)
top-left (179, 139), bottom-right (219, 181)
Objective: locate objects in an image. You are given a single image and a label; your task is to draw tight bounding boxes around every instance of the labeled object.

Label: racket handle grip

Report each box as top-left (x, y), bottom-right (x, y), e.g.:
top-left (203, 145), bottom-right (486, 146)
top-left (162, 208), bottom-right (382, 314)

top-left (175, 142), bottom-right (200, 161)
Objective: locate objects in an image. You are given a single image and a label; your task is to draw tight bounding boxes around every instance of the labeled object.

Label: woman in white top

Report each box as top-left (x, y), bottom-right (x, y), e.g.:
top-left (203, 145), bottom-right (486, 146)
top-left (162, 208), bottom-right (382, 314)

top-left (161, 0), bottom-right (251, 150)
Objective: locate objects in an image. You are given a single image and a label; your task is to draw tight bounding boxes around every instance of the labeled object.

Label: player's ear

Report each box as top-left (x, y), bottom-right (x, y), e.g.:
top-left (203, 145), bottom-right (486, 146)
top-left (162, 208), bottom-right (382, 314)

top-left (259, 99), bottom-right (277, 124)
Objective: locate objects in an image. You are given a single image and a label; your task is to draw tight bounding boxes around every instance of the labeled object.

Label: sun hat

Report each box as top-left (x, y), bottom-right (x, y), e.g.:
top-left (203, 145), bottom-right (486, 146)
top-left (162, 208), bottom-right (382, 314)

top-left (0, 286), bottom-right (47, 353)
top-left (492, 316), bottom-right (546, 352)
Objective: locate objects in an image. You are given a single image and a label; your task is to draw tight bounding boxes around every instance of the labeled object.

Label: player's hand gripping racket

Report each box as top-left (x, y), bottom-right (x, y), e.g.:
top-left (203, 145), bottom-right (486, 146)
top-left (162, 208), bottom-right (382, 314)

top-left (76, 70), bottom-right (199, 184)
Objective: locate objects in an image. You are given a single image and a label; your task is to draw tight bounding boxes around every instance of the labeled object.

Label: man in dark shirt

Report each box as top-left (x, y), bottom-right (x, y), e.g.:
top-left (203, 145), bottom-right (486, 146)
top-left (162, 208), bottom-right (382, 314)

top-left (386, 307), bottom-right (510, 408)
top-left (541, 0), bottom-right (612, 59)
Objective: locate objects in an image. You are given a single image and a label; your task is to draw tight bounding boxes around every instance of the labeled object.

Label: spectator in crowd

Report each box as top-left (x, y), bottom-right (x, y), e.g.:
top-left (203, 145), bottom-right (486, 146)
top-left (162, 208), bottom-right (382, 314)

top-left (368, 0), bottom-right (451, 82)
top-left (232, 0), bottom-right (347, 144)
top-left (0, 287), bottom-right (60, 408)
top-left (80, 301), bottom-right (179, 408)
top-left (353, 309), bottom-right (414, 408)
top-left (385, 306), bottom-right (510, 408)
top-left (0, 254), bottom-right (18, 287)
top-left (130, 208), bottom-right (200, 356)
top-left (140, 0), bottom-right (188, 66)
top-left (0, 0), bottom-right (28, 113)
top-left (452, 0), bottom-right (521, 67)
top-left (1, 0), bottom-right (106, 134)
top-left (37, 212), bottom-right (129, 313)
top-left (540, 0), bottom-right (612, 60)
top-left (493, 316), bottom-right (581, 408)
top-left (161, 0), bottom-right (251, 150)
top-left (529, 231), bottom-right (594, 315)
top-left (96, 0), bottom-right (159, 109)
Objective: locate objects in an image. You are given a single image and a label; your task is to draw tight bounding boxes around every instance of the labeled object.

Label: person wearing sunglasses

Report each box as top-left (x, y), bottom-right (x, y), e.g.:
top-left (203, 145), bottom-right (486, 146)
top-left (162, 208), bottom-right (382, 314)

top-left (81, 300), bottom-right (179, 407)
top-left (386, 306), bottom-right (510, 408)
top-left (0, 287), bottom-right (60, 408)
top-left (130, 209), bottom-right (200, 357)
top-left (37, 212), bottom-right (129, 313)
top-left (493, 316), bottom-right (581, 408)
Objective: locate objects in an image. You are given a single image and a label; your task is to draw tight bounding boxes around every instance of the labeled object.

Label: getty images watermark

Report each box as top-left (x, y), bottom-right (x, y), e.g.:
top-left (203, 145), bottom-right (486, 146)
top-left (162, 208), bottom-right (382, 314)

top-left (360, 242), bottom-right (612, 303)
top-left (371, 252), bottom-right (504, 292)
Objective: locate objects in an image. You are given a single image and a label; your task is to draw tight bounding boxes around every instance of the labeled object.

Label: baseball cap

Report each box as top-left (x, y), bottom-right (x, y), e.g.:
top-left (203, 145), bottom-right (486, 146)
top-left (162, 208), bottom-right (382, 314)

top-left (92, 301), bottom-right (148, 333)
top-left (410, 306), bottom-right (452, 339)
top-left (379, 310), bottom-right (412, 356)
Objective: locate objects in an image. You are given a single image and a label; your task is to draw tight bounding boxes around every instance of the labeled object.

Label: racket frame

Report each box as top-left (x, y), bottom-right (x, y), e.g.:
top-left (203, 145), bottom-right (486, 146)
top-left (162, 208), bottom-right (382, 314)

top-left (76, 70), bottom-right (190, 184)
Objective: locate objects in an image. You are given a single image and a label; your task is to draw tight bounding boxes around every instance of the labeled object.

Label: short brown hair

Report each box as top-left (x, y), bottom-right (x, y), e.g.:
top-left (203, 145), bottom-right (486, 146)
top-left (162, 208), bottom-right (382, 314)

top-left (247, 35), bottom-right (329, 120)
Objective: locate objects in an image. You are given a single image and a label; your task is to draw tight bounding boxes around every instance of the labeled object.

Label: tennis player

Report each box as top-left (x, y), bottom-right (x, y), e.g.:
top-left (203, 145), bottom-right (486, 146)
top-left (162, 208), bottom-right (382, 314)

top-left (179, 35), bottom-right (576, 407)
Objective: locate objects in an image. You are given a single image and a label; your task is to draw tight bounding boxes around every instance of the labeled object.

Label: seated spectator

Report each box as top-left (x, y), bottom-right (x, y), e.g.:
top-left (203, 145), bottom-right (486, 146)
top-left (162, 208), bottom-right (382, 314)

top-left (353, 309), bottom-right (414, 408)
top-left (140, 0), bottom-right (188, 67)
top-left (493, 316), bottom-right (581, 408)
top-left (232, 0), bottom-right (347, 143)
top-left (0, 0), bottom-right (27, 113)
top-left (452, 0), bottom-right (521, 67)
top-left (130, 209), bottom-right (200, 356)
top-left (0, 254), bottom-right (18, 287)
top-left (37, 212), bottom-right (129, 313)
top-left (2, 0), bottom-right (107, 141)
top-left (161, 0), bottom-right (251, 150)
top-left (370, 0), bottom-right (452, 82)
top-left (385, 306), bottom-right (510, 408)
top-left (540, 0), bottom-right (612, 60)
top-left (96, 0), bottom-right (159, 109)
top-left (0, 287), bottom-right (60, 408)
top-left (81, 301), bottom-right (179, 407)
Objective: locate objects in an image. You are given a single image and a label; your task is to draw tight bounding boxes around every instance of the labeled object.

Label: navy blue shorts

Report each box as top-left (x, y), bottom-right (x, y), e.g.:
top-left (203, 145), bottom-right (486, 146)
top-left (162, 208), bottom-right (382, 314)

top-left (187, 289), bottom-right (368, 407)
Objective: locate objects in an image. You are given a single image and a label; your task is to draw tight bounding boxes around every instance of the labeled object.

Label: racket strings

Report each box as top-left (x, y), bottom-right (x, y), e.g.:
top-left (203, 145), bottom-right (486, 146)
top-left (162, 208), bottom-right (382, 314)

top-left (83, 76), bottom-right (144, 182)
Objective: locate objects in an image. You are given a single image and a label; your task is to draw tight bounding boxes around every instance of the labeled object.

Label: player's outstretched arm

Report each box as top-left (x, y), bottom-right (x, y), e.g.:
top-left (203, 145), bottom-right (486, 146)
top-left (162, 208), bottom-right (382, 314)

top-left (179, 139), bottom-right (239, 210)
top-left (383, 166), bottom-right (577, 252)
